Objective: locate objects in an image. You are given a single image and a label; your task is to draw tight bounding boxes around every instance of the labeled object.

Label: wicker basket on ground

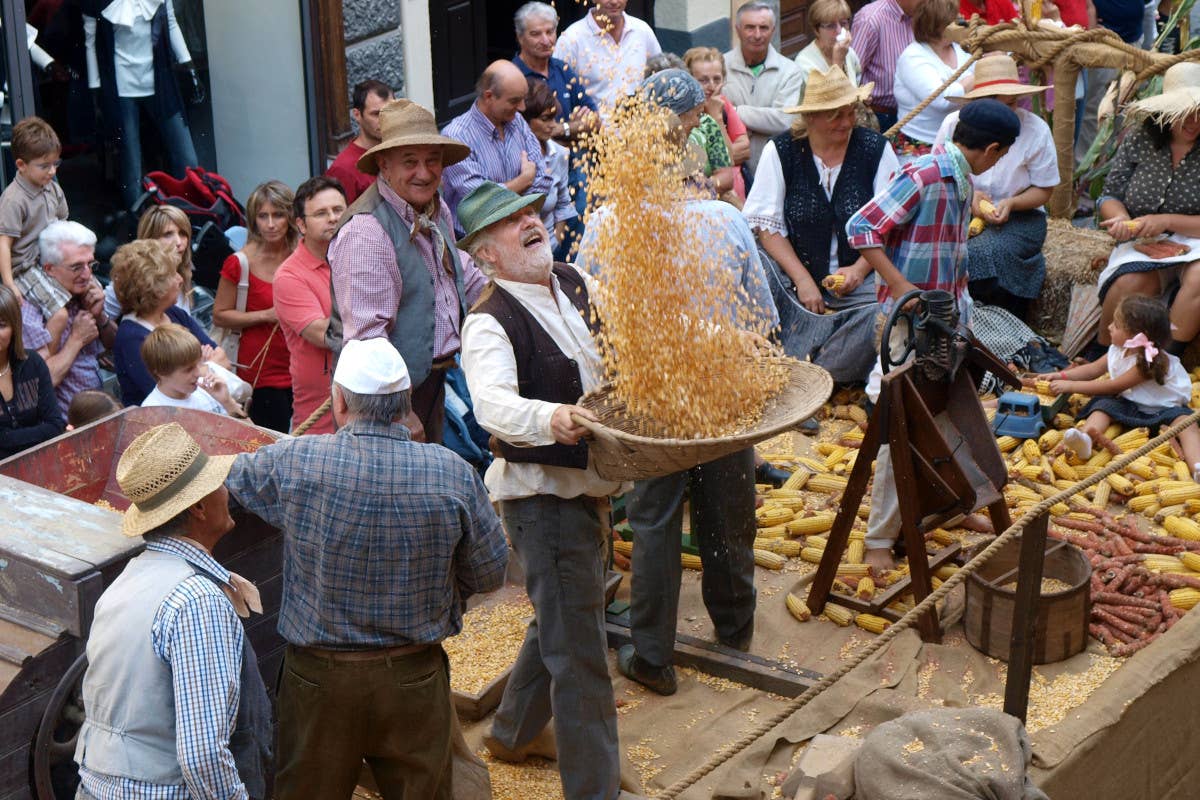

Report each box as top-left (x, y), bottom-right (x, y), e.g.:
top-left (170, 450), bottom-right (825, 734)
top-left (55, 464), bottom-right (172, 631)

top-left (1029, 219), bottom-right (1113, 341)
top-left (575, 360), bottom-right (833, 481)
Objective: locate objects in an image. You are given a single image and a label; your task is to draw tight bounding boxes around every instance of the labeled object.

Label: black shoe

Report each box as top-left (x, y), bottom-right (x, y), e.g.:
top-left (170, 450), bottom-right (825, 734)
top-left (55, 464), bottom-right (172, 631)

top-left (616, 644), bottom-right (677, 695)
top-left (797, 416), bottom-right (820, 436)
top-left (718, 626), bottom-right (754, 652)
top-left (755, 461), bottom-right (791, 488)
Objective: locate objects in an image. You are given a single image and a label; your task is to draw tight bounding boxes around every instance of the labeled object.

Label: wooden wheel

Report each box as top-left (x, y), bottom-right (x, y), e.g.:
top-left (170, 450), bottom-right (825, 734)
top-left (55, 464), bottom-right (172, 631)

top-left (33, 653), bottom-right (86, 800)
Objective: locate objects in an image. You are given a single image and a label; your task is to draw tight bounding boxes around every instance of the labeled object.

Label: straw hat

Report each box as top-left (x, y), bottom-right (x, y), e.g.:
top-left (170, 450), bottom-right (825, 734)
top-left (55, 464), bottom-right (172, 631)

top-left (952, 54), bottom-right (1047, 102)
top-left (456, 181), bottom-right (546, 249)
top-left (784, 66), bottom-right (873, 114)
top-left (1126, 62), bottom-right (1200, 124)
top-left (357, 99), bottom-right (472, 175)
top-left (116, 422), bottom-right (237, 538)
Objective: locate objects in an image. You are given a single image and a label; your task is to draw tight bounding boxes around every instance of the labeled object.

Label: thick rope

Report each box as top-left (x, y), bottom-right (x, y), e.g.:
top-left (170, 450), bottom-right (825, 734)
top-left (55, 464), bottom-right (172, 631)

top-left (655, 409), bottom-right (1200, 799)
top-left (292, 397), bottom-right (332, 435)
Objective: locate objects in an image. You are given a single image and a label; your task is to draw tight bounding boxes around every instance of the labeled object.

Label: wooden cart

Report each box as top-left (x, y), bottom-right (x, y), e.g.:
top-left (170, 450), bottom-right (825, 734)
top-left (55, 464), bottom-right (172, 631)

top-left (0, 407), bottom-right (283, 800)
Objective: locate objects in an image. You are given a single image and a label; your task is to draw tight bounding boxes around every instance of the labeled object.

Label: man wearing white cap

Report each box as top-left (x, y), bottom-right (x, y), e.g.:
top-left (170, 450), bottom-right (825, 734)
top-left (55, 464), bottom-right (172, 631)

top-left (224, 337), bottom-right (509, 799)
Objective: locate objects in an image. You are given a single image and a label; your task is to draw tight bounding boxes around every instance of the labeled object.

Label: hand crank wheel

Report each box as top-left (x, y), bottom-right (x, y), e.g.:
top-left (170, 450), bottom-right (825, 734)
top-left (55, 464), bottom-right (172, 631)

top-left (33, 653), bottom-right (87, 800)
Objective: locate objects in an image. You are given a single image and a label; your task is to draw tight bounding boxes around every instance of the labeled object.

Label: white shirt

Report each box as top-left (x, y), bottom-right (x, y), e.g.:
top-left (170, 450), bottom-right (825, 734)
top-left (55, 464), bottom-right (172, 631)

top-left (84, 0), bottom-right (192, 97)
top-left (1109, 345), bottom-right (1192, 411)
top-left (894, 41), bottom-right (974, 144)
top-left (553, 11), bottom-right (661, 115)
top-left (794, 41), bottom-right (863, 94)
top-left (540, 139), bottom-right (576, 250)
top-left (142, 385), bottom-right (227, 414)
top-left (460, 269), bottom-right (626, 502)
top-left (743, 137), bottom-right (900, 278)
top-left (933, 106), bottom-right (1058, 203)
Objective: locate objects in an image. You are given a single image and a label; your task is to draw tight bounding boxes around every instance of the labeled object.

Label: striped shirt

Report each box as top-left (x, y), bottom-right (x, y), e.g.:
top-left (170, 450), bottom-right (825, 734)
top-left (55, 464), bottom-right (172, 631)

top-left (851, 0), bottom-right (915, 112)
top-left (327, 178), bottom-right (488, 358)
top-left (440, 104), bottom-right (554, 232)
top-left (20, 290), bottom-right (103, 415)
top-left (224, 419), bottom-right (509, 648)
top-left (845, 143), bottom-right (974, 313)
top-left (78, 536), bottom-right (246, 800)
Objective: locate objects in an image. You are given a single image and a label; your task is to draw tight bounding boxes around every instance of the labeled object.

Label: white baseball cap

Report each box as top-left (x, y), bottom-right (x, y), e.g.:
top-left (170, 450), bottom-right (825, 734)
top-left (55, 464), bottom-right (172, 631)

top-left (334, 338), bottom-right (412, 394)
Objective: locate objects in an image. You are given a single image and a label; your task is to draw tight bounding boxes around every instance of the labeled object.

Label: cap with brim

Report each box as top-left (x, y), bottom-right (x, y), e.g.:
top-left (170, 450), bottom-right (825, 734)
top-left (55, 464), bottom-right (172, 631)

top-left (785, 66), bottom-right (873, 113)
top-left (951, 54), bottom-right (1048, 102)
top-left (357, 98), bottom-right (472, 175)
top-left (116, 422), bottom-right (236, 538)
top-left (456, 182), bottom-right (547, 250)
top-left (1126, 62), bottom-right (1200, 125)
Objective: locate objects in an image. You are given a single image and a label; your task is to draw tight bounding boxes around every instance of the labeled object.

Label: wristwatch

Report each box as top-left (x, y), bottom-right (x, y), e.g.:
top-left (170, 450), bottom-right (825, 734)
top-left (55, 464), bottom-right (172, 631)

top-left (563, 121), bottom-right (571, 138)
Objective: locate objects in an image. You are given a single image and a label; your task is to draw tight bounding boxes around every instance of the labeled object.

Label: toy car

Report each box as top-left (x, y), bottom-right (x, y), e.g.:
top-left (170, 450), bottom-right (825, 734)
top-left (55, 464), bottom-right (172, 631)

top-left (992, 392), bottom-right (1046, 440)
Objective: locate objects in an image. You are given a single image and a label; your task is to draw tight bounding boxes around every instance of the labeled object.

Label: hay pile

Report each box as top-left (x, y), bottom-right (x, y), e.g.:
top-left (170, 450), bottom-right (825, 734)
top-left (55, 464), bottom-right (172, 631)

top-left (1029, 219), bottom-right (1113, 340)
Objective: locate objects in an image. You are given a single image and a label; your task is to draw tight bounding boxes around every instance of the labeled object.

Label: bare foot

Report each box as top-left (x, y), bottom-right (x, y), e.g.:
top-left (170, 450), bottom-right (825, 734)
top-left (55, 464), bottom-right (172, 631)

top-left (864, 547), bottom-right (895, 576)
top-left (960, 513), bottom-right (993, 533)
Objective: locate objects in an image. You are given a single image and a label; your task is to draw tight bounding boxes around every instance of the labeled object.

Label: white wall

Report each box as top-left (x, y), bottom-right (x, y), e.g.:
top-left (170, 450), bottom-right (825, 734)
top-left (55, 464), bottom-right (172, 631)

top-left (204, 0), bottom-right (311, 200)
top-left (657, 0), bottom-right (730, 29)
top-left (401, 0), bottom-right (435, 108)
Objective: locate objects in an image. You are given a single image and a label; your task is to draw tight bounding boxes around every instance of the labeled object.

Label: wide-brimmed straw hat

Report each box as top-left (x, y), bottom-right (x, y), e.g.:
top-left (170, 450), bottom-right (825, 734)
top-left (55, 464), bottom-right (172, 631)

top-left (1126, 62), bottom-right (1200, 124)
top-left (456, 181), bottom-right (546, 250)
top-left (784, 66), bottom-right (873, 114)
top-left (357, 99), bottom-right (472, 175)
top-left (116, 422), bottom-right (237, 538)
top-left (952, 54), bottom-right (1048, 102)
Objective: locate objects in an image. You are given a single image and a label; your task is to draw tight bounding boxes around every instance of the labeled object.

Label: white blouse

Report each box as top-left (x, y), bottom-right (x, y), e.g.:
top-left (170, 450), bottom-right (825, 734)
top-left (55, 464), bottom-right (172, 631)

top-left (1109, 345), bottom-right (1192, 411)
top-left (934, 107), bottom-right (1059, 202)
top-left (894, 42), bottom-right (974, 144)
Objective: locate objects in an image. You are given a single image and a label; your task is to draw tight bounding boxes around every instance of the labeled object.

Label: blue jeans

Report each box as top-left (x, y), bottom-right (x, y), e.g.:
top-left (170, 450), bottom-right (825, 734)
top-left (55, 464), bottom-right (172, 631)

top-left (116, 96), bottom-right (199, 209)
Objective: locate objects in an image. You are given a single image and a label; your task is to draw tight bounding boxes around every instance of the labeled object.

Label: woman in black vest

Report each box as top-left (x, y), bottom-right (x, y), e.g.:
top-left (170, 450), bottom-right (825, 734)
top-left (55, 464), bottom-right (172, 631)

top-left (744, 66), bottom-right (899, 384)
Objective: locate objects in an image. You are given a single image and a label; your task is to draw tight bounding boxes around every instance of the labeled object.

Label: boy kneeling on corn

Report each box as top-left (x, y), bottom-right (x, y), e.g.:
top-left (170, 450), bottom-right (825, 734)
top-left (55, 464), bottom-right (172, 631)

top-left (844, 99), bottom-right (1020, 574)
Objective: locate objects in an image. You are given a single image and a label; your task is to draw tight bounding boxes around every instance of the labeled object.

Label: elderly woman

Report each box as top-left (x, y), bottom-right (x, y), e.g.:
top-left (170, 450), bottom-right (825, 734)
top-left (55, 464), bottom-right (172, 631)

top-left (795, 0), bottom-right (863, 90)
top-left (933, 56), bottom-right (1058, 320)
top-left (213, 180), bottom-right (296, 432)
top-left (744, 66), bottom-right (899, 384)
top-left (104, 205), bottom-right (209, 327)
top-left (112, 240), bottom-right (225, 406)
top-left (0, 285), bottom-right (63, 458)
top-left (684, 46), bottom-right (751, 200)
top-left (893, 0), bottom-right (975, 161)
top-left (1094, 62), bottom-right (1200, 354)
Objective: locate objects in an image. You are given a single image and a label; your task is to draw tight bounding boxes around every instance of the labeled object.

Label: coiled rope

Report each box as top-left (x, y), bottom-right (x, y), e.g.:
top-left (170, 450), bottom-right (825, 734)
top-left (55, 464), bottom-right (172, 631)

top-left (655, 408), bottom-right (1200, 799)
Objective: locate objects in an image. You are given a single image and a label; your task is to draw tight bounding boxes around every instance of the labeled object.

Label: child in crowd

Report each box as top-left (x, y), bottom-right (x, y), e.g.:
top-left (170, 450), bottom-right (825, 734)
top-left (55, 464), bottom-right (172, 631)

top-left (66, 390), bottom-right (122, 430)
top-left (0, 117), bottom-right (69, 341)
top-left (1042, 294), bottom-right (1200, 480)
top-left (139, 323), bottom-right (245, 417)
top-left (845, 98), bottom-right (1021, 574)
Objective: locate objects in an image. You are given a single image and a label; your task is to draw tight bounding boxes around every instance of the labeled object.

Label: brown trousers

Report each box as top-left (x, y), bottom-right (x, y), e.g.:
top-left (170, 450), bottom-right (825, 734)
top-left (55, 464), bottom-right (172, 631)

top-left (275, 644), bottom-right (453, 800)
top-left (412, 370), bottom-right (448, 444)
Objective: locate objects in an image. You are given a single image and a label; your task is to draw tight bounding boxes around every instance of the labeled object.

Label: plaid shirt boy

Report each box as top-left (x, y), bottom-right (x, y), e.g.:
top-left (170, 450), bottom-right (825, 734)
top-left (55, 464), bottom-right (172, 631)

top-left (845, 143), bottom-right (973, 315)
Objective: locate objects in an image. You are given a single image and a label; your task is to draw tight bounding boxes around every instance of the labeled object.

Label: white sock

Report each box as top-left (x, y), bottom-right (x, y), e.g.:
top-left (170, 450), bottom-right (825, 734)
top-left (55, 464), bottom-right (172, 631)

top-left (1062, 428), bottom-right (1093, 460)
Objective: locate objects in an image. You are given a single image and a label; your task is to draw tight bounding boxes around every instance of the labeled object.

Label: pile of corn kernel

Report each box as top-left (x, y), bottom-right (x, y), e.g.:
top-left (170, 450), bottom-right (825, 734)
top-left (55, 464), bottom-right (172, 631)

top-left (443, 599), bottom-right (533, 695)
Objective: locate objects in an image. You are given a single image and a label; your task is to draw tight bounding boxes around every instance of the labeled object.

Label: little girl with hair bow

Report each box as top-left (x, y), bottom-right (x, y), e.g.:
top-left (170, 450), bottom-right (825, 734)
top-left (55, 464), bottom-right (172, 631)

top-left (1036, 294), bottom-right (1200, 481)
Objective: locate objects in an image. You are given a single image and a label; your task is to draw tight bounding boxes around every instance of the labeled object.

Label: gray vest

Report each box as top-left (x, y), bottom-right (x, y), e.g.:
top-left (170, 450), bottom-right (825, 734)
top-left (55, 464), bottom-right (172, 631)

top-left (327, 181), bottom-right (468, 389)
top-left (76, 549), bottom-right (197, 785)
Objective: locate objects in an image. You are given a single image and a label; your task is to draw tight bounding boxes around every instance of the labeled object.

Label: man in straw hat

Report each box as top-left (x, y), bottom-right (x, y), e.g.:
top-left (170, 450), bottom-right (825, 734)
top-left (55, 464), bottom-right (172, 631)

top-left (933, 54), bottom-right (1058, 321)
top-left (224, 336), bottom-right (508, 799)
top-left (457, 181), bottom-right (633, 800)
top-left (75, 423), bottom-right (272, 799)
top-left (328, 98), bottom-right (489, 444)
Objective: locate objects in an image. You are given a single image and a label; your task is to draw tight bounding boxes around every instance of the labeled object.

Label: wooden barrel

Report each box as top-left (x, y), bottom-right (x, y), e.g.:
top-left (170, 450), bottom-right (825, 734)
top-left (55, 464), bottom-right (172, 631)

top-left (964, 538), bottom-right (1092, 664)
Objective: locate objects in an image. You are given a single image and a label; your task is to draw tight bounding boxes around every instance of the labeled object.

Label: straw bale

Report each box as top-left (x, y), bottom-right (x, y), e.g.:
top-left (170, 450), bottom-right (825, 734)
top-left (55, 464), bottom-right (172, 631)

top-left (1029, 219), bottom-right (1112, 340)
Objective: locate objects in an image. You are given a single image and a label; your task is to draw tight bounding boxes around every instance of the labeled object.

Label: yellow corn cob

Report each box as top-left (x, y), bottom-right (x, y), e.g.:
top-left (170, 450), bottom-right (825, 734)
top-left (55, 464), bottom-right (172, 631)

top-left (1136, 478), bottom-right (1165, 496)
top-left (935, 564), bottom-right (959, 580)
top-left (1011, 465), bottom-right (1043, 481)
top-left (849, 528), bottom-right (865, 540)
top-left (766, 538), bottom-right (803, 557)
top-left (782, 467), bottom-right (811, 491)
top-left (1174, 461), bottom-right (1193, 482)
top-left (1052, 455), bottom-right (1078, 481)
top-left (1039, 429), bottom-right (1063, 451)
top-left (847, 539), bottom-right (865, 564)
top-left (1150, 449), bottom-right (1179, 468)
top-left (856, 577), bottom-right (876, 600)
top-left (1127, 494), bottom-right (1160, 514)
top-left (1054, 413), bottom-right (1076, 430)
top-left (795, 456), bottom-right (830, 473)
top-left (931, 576), bottom-right (944, 590)
top-left (841, 427), bottom-right (865, 442)
top-left (1180, 552), bottom-right (1200, 573)
top-left (979, 198), bottom-right (997, 216)
top-left (800, 546), bottom-right (826, 564)
top-left (681, 553), bottom-right (703, 570)
top-left (1075, 465), bottom-right (1100, 479)
top-left (1126, 458), bottom-right (1155, 479)
top-left (786, 512), bottom-right (835, 536)
top-left (756, 525), bottom-right (788, 539)
top-left (1188, 499), bottom-right (1200, 514)
top-left (807, 474), bottom-right (849, 493)
top-left (785, 593), bottom-right (812, 622)
top-left (805, 535), bottom-right (829, 550)
top-left (1087, 450), bottom-right (1113, 467)
top-left (613, 539), bottom-right (633, 557)
top-left (1021, 438), bottom-right (1042, 464)
top-left (1156, 466), bottom-right (1174, 479)
top-left (1112, 428), bottom-right (1150, 451)
top-left (996, 436), bottom-right (1020, 453)
top-left (1169, 587), bottom-right (1200, 611)
top-left (756, 506), bottom-right (794, 527)
top-left (929, 528), bottom-right (957, 546)
top-left (822, 273), bottom-right (847, 292)
top-left (822, 447), bottom-right (849, 470)
top-left (1050, 502), bottom-right (1071, 516)
top-left (1092, 480), bottom-right (1111, 508)
top-left (831, 578), bottom-right (856, 595)
top-left (1107, 473), bottom-right (1136, 495)
top-left (1145, 555), bottom-right (1186, 574)
top-left (1006, 485), bottom-right (1041, 504)
top-left (986, 408), bottom-right (996, 423)
top-left (766, 487), bottom-right (803, 499)
top-left (857, 503), bottom-right (870, 519)
top-left (823, 603), bottom-right (855, 626)
top-left (770, 496), bottom-right (806, 511)
top-left (968, 216), bottom-right (985, 237)
top-left (854, 613), bottom-right (890, 634)
top-left (1159, 485), bottom-right (1200, 506)
top-left (835, 564), bottom-right (871, 579)
top-left (754, 549), bottom-right (787, 570)
top-left (1164, 515), bottom-right (1200, 541)
top-left (814, 442), bottom-right (841, 456)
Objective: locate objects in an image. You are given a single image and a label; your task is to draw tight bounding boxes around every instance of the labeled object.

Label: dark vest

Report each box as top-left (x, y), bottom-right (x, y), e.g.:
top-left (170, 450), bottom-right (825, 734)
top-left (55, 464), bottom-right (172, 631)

top-left (81, 1), bottom-right (185, 122)
top-left (327, 182), bottom-right (468, 389)
top-left (773, 128), bottom-right (886, 287)
top-left (470, 264), bottom-right (597, 470)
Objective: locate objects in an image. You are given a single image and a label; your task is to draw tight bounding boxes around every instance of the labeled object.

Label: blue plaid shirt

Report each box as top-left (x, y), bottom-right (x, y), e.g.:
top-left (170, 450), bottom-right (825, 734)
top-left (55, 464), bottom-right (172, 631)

top-left (78, 536), bottom-right (247, 800)
top-left (224, 419), bottom-right (508, 648)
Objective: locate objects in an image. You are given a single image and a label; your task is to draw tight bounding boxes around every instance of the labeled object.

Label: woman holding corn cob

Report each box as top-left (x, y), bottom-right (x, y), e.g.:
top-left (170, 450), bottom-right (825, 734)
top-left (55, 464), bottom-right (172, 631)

top-left (744, 65), bottom-right (899, 383)
top-left (1094, 63), bottom-right (1200, 355)
top-left (1038, 294), bottom-right (1200, 480)
top-left (932, 55), bottom-right (1057, 321)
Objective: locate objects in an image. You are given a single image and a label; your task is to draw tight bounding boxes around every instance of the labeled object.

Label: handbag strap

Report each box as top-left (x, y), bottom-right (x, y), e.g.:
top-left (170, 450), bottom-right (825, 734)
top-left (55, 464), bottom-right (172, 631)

top-left (234, 251), bottom-right (250, 315)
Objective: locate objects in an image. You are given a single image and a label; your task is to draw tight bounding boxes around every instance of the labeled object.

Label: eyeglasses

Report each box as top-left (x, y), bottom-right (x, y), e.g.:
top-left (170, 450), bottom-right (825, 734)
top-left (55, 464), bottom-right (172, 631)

top-left (30, 159), bottom-right (62, 171)
top-left (304, 208), bottom-right (346, 220)
top-left (817, 19), bottom-right (851, 31)
top-left (59, 260), bottom-right (98, 275)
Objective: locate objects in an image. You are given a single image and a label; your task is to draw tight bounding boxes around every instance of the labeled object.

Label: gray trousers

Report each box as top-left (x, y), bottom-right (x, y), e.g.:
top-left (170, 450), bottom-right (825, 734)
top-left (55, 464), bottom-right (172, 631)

top-left (625, 448), bottom-right (757, 667)
top-left (491, 494), bottom-right (619, 800)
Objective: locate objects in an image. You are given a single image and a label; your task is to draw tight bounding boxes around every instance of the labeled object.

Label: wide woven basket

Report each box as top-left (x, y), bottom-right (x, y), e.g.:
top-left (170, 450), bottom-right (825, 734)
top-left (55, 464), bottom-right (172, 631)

top-left (575, 360), bottom-right (833, 481)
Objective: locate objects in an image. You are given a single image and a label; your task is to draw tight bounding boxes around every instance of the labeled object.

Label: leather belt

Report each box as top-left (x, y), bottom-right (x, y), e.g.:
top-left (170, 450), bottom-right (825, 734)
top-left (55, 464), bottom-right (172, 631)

top-left (294, 643), bottom-right (432, 661)
top-left (430, 354), bottom-right (459, 371)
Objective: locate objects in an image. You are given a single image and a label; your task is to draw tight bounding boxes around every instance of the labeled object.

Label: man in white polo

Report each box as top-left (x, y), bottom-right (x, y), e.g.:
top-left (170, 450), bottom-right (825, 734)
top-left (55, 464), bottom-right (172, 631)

top-left (553, 0), bottom-right (662, 114)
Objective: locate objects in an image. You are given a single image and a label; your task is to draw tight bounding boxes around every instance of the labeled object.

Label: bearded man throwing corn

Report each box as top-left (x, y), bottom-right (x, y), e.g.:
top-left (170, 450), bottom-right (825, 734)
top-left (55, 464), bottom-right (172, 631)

top-left (459, 181), bottom-right (630, 800)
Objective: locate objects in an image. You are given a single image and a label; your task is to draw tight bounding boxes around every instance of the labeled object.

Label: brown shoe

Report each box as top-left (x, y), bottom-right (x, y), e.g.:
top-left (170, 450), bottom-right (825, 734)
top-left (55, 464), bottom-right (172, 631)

top-left (483, 723), bottom-right (558, 763)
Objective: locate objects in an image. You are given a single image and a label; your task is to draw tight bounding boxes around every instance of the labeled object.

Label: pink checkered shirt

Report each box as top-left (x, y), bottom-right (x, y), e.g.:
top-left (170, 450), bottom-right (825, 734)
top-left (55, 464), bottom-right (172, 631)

top-left (851, 0), bottom-right (914, 112)
top-left (328, 179), bottom-right (487, 359)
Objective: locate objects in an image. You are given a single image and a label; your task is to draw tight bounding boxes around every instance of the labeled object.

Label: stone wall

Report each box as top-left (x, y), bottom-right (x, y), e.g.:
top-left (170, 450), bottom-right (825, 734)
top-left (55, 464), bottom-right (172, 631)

top-left (343, 0), bottom-right (406, 105)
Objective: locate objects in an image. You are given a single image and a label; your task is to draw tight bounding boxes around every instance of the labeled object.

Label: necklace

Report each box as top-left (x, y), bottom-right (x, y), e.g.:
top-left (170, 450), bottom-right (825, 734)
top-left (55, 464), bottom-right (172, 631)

top-left (0, 363), bottom-right (9, 378)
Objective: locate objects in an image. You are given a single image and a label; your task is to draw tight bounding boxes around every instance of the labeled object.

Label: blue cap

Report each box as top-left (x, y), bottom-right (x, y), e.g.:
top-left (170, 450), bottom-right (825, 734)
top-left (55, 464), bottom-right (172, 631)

top-left (958, 98), bottom-right (1021, 147)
